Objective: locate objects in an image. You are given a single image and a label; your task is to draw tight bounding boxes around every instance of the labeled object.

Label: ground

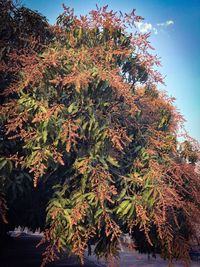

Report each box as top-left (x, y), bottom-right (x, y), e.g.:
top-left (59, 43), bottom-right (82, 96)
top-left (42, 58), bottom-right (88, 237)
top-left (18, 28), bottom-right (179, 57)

top-left (0, 234), bottom-right (199, 267)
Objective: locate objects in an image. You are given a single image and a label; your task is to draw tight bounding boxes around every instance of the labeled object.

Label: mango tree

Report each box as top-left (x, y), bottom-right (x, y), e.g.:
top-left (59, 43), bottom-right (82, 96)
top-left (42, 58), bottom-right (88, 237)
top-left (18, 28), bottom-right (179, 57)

top-left (0, 3), bottom-right (200, 266)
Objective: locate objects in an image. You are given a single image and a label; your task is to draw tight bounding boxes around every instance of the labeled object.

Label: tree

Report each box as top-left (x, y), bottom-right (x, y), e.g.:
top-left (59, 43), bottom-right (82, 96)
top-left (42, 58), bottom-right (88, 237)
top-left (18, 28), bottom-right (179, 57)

top-left (0, 3), bottom-right (200, 266)
top-left (0, 0), bottom-right (53, 99)
top-left (0, 0), bottom-right (53, 240)
top-left (179, 140), bottom-right (199, 164)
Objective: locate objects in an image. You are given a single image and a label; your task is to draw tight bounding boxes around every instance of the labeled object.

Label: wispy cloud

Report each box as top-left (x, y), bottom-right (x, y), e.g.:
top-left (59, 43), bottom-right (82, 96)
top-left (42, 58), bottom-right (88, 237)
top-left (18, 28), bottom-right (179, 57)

top-left (135, 20), bottom-right (174, 35)
top-left (156, 20), bottom-right (174, 27)
top-left (157, 20), bottom-right (174, 27)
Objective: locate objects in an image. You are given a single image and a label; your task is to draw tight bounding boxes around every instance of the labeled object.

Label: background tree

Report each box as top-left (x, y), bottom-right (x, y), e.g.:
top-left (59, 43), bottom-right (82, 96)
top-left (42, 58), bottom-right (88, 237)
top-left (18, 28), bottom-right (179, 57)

top-left (0, 3), bottom-right (200, 266)
top-left (179, 140), bottom-right (199, 164)
top-left (0, 0), bottom-right (54, 242)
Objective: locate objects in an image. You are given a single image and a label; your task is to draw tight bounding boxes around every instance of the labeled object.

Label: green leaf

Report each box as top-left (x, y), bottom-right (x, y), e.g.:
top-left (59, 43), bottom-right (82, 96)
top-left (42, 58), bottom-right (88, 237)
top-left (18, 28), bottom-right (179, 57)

top-left (0, 158), bottom-right (7, 170)
top-left (116, 200), bottom-right (130, 214)
top-left (43, 129), bottom-right (48, 143)
top-left (68, 103), bottom-right (74, 113)
top-left (118, 188), bottom-right (127, 202)
top-left (121, 202), bottom-right (132, 216)
top-left (94, 208), bottom-right (103, 219)
top-left (107, 156), bottom-right (119, 167)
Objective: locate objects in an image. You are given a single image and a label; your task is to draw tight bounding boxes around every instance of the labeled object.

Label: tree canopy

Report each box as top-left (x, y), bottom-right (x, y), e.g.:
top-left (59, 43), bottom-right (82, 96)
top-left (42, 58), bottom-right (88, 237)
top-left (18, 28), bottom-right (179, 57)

top-left (0, 2), bottom-right (200, 266)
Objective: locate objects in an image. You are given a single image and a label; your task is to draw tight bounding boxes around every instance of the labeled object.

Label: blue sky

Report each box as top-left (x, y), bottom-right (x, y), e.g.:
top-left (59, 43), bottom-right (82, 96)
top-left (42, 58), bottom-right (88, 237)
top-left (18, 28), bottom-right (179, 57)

top-left (23, 0), bottom-right (200, 142)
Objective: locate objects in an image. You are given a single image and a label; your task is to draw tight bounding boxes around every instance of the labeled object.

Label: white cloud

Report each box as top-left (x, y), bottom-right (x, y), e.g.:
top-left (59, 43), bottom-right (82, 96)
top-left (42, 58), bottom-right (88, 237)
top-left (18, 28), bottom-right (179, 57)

top-left (157, 20), bottom-right (174, 27)
top-left (135, 20), bottom-right (174, 35)
top-left (166, 20), bottom-right (174, 26)
top-left (135, 22), bottom-right (158, 35)
top-left (136, 22), bottom-right (152, 33)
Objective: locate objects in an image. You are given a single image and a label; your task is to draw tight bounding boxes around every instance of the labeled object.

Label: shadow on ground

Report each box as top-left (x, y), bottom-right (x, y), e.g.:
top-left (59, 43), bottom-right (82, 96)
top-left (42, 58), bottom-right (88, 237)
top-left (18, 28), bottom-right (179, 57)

top-left (0, 235), bottom-right (100, 267)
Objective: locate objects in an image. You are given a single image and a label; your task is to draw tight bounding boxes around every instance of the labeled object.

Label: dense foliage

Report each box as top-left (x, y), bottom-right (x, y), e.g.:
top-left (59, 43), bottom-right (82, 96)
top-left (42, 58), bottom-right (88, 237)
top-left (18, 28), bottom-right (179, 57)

top-left (0, 2), bottom-right (200, 266)
top-left (0, 0), bottom-right (53, 237)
